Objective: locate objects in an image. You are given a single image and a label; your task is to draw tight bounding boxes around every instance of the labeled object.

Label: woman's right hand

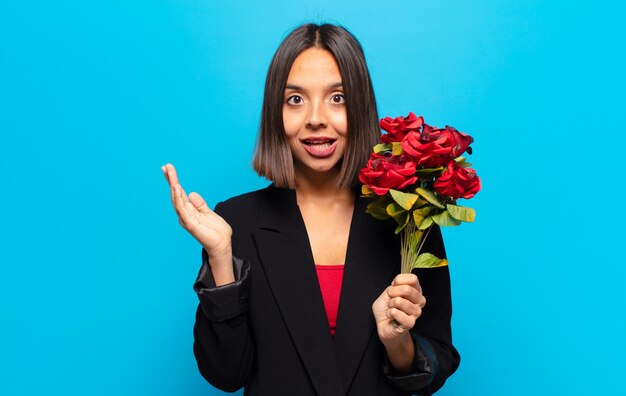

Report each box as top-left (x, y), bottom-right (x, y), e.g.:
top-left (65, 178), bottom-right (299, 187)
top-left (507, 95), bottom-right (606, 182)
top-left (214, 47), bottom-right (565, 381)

top-left (162, 163), bottom-right (235, 285)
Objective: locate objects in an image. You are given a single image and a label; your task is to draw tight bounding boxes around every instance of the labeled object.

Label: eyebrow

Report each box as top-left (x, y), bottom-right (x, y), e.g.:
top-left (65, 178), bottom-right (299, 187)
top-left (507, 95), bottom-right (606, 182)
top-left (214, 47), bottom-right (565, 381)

top-left (285, 82), bottom-right (343, 90)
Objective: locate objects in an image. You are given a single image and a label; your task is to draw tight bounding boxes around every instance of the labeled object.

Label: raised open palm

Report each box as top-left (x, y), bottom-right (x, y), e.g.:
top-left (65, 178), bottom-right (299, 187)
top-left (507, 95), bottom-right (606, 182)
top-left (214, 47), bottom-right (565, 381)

top-left (162, 163), bottom-right (232, 258)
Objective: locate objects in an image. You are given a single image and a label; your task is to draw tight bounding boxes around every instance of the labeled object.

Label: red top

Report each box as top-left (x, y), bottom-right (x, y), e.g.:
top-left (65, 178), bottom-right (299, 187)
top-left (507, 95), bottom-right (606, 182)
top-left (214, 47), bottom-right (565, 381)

top-left (314, 264), bottom-right (345, 336)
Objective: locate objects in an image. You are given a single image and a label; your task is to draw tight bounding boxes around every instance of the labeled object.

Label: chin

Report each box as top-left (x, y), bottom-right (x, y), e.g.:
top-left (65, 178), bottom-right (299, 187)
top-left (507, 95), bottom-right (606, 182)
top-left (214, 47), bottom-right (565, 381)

top-left (306, 165), bottom-right (338, 174)
top-left (296, 158), bottom-right (343, 176)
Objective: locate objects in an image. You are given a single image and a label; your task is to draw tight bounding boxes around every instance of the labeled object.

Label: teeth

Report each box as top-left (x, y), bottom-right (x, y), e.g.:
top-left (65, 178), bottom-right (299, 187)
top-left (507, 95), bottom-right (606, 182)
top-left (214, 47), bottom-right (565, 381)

top-left (304, 140), bottom-right (334, 149)
top-left (309, 142), bottom-right (332, 149)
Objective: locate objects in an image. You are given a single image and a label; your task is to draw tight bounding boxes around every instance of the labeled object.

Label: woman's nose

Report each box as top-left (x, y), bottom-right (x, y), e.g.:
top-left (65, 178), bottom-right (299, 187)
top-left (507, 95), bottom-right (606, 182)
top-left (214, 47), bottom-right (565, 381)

top-left (305, 99), bottom-right (327, 129)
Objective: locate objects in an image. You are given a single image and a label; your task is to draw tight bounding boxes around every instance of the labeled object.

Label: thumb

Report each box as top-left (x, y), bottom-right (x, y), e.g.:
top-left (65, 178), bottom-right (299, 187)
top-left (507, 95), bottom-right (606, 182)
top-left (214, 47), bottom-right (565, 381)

top-left (188, 192), bottom-right (211, 213)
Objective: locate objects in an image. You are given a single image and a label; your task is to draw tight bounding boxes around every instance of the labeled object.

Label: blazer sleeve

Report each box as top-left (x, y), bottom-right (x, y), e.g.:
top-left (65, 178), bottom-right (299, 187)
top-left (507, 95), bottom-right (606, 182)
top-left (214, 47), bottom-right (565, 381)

top-left (192, 203), bottom-right (255, 392)
top-left (382, 225), bottom-right (461, 395)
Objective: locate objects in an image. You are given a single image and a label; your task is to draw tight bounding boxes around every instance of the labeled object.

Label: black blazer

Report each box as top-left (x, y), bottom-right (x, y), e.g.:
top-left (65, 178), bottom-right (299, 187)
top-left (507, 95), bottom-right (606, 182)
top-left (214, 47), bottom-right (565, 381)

top-left (193, 185), bottom-right (459, 396)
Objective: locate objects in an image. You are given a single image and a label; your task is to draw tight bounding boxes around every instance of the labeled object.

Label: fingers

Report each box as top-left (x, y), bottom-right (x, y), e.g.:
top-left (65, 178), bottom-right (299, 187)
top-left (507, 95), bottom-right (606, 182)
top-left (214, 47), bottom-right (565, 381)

top-left (172, 184), bottom-right (196, 229)
top-left (179, 186), bottom-right (193, 217)
top-left (388, 296), bottom-right (423, 316)
top-left (188, 192), bottom-right (212, 213)
top-left (162, 164), bottom-right (179, 209)
top-left (392, 273), bottom-right (422, 293)
top-left (162, 163), bottom-right (186, 205)
top-left (163, 164), bottom-right (196, 222)
top-left (173, 184), bottom-right (186, 222)
top-left (387, 284), bottom-right (426, 307)
top-left (385, 288), bottom-right (424, 331)
top-left (161, 165), bottom-right (170, 184)
top-left (180, 186), bottom-right (191, 205)
top-left (386, 274), bottom-right (426, 329)
top-left (372, 275), bottom-right (426, 338)
top-left (372, 284), bottom-right (424, 337)
top-left (162, 163), bottom-right (180, 186)
top-left (387, 308), bottom-right (416, 332)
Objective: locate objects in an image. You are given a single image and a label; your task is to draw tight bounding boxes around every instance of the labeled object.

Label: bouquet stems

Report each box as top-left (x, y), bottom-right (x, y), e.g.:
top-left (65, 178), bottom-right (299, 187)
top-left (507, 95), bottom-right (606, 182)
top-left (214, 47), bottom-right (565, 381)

top-left (400, 220), bottom-right (432, 273)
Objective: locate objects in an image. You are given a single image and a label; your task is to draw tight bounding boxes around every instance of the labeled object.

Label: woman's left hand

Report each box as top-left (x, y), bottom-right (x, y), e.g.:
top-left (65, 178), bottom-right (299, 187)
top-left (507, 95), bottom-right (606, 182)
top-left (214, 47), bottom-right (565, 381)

top-left (372, 273), bottom-right (426, 341)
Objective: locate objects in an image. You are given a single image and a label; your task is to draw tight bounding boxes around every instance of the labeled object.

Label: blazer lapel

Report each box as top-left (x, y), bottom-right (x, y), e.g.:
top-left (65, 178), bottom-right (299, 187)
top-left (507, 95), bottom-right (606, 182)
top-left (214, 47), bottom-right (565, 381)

top-left (333, 195), bottom-right (400, 392)
top-left (252, 186), bottom-right (345, 396)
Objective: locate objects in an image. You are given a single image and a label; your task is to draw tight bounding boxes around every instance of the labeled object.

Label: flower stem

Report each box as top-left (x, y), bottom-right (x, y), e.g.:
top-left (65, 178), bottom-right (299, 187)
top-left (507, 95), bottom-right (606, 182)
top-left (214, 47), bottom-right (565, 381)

top-left (400, 221), bottom-right (432, 273)
top-left (401, 220), bottom-right (415, 273)
top-left (416, 226), bottom-right (432, 259)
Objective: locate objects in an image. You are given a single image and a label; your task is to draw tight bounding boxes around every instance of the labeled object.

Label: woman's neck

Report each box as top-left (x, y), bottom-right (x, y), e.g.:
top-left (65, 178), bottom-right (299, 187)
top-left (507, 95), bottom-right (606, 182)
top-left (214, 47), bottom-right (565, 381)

top-left (293, 166), bottom-right (354, 206)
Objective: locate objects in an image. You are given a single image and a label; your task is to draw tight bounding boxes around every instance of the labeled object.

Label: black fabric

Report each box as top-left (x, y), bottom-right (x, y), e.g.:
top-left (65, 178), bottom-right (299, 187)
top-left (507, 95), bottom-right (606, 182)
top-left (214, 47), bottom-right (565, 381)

top-left (382, 333), bottom-right (438, 394)
top-left (194, 254), bottom-right (250, 322)
top-left (192, 185), bottom-right (460, 395)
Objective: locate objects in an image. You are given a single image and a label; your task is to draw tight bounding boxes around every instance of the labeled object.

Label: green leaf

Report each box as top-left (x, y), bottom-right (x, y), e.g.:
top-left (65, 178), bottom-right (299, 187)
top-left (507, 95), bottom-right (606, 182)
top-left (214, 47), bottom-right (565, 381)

top-left (361, 184), bottom-right (375, 197)
top-left (418, 216), bottom-right (434, 230)
top-left (454, 156), bottom-right (472, 168)
top-left (447, 204), bottom-right (476, 222)
top-left (386, 202), bottom-right (406, 220)
top-left (373, 143), bottom-right (391, 154)
top-left (394, 213), bottom-right (410, 234)
top-left (415, 187), bottom-right (445, 209)
top-left (366, 200), bottom-right (391, 220)
top-left (412, 206), bottom-right (436, 228)
top-left (391, 142), bottom-right (404, 156)
top-left (413, 253), bottom-right (448, 269)
top-left (385, 203), bottom-right (410, 233)
top-left (431, 210), bottom-right (462, 227)
top-left (414, 196), bottom-right (429, 207)
top-left (414, 206), bottom-right (436, 217)
top-left (389, 189), bottom-right (419, 211)
top-left (415, 167), bottom-right (445, 179)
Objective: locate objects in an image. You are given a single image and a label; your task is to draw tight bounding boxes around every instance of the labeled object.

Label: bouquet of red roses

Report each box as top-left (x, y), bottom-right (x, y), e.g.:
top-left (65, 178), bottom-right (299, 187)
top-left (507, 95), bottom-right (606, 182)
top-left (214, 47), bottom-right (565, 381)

top-left (359, 112), bottom-right (481, 273)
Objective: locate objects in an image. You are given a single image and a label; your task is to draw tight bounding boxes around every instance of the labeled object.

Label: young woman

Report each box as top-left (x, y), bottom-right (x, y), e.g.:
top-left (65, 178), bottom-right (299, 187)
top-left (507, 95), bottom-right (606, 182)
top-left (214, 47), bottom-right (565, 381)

top-left (162, 23), bottom-right (459, 395)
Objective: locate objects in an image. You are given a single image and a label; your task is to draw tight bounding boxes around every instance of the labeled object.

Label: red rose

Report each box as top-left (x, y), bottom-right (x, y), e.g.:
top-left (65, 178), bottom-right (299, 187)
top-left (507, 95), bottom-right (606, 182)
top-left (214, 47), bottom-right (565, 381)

top-left (359, 153), bottom-right (419, 195)
top-left (401, 124), bottom-right (474, 168)
top-left (380, 112), bottom-right (424, 143)
top-left (433, 161), bottom-right (481, 199)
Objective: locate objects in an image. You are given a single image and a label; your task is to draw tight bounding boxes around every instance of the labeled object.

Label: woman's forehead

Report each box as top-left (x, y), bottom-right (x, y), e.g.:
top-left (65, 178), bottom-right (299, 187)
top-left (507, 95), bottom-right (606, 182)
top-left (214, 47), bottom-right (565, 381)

top-left (286, 48), bottom-right (342, 88)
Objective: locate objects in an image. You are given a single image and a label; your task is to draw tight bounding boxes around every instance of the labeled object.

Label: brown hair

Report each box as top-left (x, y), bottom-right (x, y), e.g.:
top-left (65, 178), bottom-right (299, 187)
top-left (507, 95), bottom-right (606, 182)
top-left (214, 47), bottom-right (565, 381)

top-left (252, 23), bottom-right (379, 188)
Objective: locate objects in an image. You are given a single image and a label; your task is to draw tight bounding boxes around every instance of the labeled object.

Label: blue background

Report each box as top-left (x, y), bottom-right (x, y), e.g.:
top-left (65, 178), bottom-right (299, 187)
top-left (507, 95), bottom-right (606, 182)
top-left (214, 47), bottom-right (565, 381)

top-left (1, 0), bottom-right (624, 395)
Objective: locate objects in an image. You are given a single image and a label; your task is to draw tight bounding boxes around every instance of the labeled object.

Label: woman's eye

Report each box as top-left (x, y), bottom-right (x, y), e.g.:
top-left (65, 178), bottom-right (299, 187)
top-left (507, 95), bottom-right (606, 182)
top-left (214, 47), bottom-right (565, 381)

top-left (331, 94), bottom-right (345, 104)
top-left (286, 95), bottom-right (303, 105)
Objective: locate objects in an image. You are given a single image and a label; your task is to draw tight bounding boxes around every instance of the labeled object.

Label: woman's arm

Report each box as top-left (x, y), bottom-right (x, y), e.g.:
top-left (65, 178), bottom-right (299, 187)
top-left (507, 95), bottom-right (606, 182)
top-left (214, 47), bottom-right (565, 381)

top-left (372, 225), bottom-right (460, 394)
top-left (162, 163), bottom-right (235, 285)
top-left (408, 264), bottom-right (460, 394)
top-left (193, 249), bottom-right (255, 392)
top-left (373, 274), bottom-right (424, 373)
top-left (162, 164), bottom-right (256, 390)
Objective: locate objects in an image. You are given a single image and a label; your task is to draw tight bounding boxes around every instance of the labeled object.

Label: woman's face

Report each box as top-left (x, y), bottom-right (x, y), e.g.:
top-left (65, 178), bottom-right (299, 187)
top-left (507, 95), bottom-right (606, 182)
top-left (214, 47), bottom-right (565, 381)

top-left (283, 48), bottom-right (348, 179)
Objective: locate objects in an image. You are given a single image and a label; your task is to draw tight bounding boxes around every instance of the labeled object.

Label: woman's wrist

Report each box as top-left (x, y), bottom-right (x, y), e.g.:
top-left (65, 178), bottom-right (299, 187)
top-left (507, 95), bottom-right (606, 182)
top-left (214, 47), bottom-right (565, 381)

top-left (206, 245), bottom-right (235, 286)
top-left (381, 331), bottom-right (415, 374)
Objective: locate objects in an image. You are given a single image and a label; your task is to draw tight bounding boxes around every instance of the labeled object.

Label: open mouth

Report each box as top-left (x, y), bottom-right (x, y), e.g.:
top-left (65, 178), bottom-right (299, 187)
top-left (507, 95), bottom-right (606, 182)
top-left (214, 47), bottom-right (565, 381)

top-left (301, 137), bottom-right (338, 157)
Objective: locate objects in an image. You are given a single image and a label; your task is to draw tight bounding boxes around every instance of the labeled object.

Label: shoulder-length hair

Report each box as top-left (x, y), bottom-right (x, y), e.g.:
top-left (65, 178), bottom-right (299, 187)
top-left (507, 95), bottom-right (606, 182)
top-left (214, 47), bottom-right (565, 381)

top-left (252, 23), bottom-right (379, 189)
